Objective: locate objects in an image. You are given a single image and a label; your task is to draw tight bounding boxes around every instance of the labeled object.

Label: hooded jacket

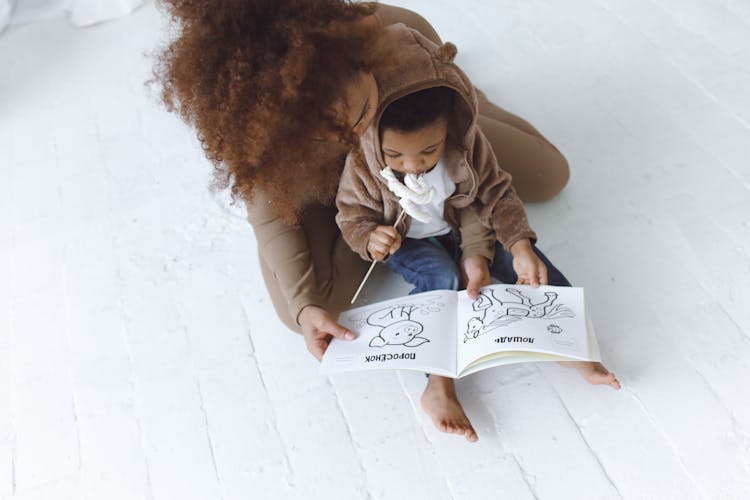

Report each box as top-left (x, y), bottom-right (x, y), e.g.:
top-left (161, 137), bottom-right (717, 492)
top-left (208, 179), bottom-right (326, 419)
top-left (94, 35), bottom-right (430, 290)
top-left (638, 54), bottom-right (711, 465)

top-left (336, 23), bottom-right (536, 263)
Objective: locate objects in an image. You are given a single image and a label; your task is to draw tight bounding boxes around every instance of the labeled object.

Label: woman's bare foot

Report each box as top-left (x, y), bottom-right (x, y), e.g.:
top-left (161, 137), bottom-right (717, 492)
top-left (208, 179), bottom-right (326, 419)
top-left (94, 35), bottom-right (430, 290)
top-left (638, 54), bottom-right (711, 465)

top-left (420, 375), bottom-right (478, 442)
top-left (559, 361), bottom-right (621, 390)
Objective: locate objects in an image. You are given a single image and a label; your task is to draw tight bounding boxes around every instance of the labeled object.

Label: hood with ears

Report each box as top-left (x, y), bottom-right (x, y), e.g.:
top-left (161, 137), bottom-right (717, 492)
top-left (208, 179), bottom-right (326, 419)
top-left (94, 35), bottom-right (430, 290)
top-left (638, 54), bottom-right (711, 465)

top-left (336, 24), bottom-right (537, 264)
top-left (360, 23), bottom-right (479, 177)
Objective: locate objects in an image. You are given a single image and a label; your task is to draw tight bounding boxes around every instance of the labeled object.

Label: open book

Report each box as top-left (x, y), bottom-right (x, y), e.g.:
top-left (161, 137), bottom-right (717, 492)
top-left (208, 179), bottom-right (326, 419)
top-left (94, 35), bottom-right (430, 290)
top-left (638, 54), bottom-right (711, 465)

top-left (321, 284), bottom-right (601, 378)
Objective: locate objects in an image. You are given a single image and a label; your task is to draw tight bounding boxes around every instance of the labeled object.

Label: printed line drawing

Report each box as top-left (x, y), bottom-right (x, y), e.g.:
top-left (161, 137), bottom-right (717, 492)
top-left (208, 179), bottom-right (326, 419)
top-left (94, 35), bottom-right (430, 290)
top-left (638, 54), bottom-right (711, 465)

top-left (553, 337), bottom-right (577, 349)
top-left (547, 324), bottom-right (563, 334)
top-left (464, 288), bottom-right (575, 343)
top-left (347, 295), bottom-right (446, 349)
top-left (367, 305), bottom-right (428, 347)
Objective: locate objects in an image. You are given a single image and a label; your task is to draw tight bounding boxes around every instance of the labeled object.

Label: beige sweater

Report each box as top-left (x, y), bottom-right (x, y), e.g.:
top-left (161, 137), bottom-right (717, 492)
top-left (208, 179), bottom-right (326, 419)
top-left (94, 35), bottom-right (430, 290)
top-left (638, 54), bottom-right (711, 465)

top-left (336, 23), bottom-right (536, 263)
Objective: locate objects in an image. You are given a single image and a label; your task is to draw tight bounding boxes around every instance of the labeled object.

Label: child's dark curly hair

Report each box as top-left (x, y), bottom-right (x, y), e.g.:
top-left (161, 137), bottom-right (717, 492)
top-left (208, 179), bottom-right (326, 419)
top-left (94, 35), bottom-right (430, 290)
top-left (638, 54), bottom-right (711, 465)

top-left (152, 0), bottom-right (380, 224)
top-left (379, 86), bottom-right (456, 133)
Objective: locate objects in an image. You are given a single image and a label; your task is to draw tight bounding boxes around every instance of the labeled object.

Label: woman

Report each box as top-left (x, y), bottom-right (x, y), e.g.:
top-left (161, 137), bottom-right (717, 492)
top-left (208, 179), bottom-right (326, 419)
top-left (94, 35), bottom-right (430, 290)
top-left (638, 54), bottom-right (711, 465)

top-left (154, 0), bottom-right (607, 441)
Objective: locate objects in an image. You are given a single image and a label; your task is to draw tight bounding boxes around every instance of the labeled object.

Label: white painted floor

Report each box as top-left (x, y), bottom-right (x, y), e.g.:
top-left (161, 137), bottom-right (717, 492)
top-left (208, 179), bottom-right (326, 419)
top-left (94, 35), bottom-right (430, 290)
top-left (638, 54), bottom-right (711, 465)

top-left (2, 1), bottom-right (749, 499)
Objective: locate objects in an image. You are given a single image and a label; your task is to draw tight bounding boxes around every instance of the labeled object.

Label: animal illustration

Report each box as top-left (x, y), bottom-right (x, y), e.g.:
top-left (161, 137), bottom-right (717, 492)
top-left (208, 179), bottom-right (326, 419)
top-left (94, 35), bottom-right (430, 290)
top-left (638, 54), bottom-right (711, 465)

top-left (367, 304), bottom-right (430, 348)
top-left (463, 288), bottom-right (574, 342)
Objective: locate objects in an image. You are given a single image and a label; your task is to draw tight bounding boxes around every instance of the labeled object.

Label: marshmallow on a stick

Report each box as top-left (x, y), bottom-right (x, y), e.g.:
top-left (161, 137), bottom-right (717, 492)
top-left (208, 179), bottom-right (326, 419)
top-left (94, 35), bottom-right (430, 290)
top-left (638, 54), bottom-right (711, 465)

top-left (350, 168), bottom-right (437, 304)
top-left (379, 167), bottom-right (436, 223)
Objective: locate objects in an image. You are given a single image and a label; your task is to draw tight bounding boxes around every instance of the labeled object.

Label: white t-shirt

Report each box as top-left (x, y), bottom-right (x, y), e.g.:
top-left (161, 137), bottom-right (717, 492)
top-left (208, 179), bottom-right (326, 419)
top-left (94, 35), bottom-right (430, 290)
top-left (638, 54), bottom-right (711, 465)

top-left (405, 155), bottom-right (456, 239)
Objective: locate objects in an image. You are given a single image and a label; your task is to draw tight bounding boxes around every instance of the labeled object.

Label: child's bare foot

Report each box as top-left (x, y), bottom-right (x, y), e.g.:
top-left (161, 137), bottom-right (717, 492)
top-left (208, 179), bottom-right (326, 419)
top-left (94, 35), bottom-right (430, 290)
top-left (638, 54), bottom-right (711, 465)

top-left (559, 361), bottom-right (621, 390)
top-left (420, 375), bottom-right (478, 442)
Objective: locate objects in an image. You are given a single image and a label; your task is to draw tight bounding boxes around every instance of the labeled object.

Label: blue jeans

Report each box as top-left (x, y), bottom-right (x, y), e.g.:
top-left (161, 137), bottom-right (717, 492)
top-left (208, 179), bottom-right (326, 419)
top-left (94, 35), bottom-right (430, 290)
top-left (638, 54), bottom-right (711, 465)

top-left (387, 234), bottom-right (571, 294)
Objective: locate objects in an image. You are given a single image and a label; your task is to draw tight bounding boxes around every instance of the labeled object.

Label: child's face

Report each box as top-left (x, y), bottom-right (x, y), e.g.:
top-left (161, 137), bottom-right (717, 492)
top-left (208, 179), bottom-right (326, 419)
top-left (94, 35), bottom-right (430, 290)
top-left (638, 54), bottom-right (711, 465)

top-left (380, 117), bottom-right (448, 175)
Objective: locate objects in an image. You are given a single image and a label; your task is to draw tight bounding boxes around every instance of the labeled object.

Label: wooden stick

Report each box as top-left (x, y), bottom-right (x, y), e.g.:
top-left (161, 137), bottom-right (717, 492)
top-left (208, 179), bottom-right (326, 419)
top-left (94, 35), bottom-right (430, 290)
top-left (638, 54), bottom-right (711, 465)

top-left (350, 209), bottom-right (406, 304)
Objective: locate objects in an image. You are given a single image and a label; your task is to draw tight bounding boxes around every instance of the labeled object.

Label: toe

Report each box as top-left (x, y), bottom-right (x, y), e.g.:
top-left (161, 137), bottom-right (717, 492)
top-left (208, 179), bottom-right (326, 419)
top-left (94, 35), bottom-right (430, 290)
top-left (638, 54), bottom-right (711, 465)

top-left (587, 370), bottom-right (613, 384)
top-left (464, 424), bottom-right (478, 442)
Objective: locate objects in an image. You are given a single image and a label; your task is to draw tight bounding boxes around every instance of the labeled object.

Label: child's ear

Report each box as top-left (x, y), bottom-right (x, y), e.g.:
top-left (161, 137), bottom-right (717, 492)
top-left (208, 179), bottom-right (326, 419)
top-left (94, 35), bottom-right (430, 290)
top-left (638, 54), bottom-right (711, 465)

top-left (437, 42), bottom-right (457, 63)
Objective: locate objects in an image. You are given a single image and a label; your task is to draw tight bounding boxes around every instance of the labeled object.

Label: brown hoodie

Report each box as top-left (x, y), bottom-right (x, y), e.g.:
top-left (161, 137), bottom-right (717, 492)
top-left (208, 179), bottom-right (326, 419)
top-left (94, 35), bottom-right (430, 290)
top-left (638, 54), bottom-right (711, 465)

top-left (336, 23), bottom-right (537, 263)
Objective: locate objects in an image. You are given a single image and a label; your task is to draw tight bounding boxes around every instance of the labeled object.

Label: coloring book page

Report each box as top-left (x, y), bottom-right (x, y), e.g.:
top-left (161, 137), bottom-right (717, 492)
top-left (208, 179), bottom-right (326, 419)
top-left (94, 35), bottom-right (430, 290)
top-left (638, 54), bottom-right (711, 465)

top-left (320, 285), bottom-right (594, 377)
top-left (456, 285), bottom-right (588, 374)
top-left (321, 290), bottom-right (458, 376)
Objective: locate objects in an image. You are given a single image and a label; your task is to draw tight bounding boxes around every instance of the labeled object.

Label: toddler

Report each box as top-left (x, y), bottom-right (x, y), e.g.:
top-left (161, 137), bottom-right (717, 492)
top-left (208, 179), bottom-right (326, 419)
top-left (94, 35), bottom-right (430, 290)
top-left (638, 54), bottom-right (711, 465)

top-left (336, 49), bottom-right (619, 443)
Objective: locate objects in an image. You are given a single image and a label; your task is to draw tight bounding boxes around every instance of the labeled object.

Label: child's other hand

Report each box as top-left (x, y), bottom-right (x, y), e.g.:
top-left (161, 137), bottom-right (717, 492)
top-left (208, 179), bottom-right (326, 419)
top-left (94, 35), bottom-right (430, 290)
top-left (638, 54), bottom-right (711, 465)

top-left (461, 255), bottom-right (491, 300)
top-left (510, 239), bottom-right (548, 287)
top-left (367, 225), bottom-right (402, 261)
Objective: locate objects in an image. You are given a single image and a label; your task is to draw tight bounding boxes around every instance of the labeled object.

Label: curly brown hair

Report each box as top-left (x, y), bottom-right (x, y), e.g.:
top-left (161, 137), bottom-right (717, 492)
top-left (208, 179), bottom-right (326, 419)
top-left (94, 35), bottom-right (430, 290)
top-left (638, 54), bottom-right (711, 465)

top-left (152, 0), bottom-right (380, 224)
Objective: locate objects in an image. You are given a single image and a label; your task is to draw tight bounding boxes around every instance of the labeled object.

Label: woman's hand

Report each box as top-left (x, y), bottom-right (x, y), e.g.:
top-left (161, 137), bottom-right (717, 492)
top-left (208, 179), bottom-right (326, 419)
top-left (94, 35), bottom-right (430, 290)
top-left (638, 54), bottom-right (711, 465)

top-left (298, 305), bottom-right (356, 361)
top-left (461, 255), bottom-right (491, 300)
top-left (510, 239), bottom-right (548, 287)
top-left (367, 225), bottom-right (402, 261)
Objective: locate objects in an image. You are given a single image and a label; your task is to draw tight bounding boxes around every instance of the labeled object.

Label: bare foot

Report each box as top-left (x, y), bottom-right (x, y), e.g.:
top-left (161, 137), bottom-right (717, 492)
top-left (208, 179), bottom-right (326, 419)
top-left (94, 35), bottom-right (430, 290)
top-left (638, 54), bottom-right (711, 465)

top-left (559, 361), bottom-right (621, 390)
top-left (420, 375), bottom-right (478, 442)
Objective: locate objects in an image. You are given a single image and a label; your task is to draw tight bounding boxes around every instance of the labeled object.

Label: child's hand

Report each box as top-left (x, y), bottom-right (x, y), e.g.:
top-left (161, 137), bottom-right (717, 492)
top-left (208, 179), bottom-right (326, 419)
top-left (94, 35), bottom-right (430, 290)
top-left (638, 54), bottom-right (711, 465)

top-left (510, 239), bottom-right (548, 287)
top-left (461, 255), bottom-right (491, 299)
top-left (367, 225), bottom-right (402, 261)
